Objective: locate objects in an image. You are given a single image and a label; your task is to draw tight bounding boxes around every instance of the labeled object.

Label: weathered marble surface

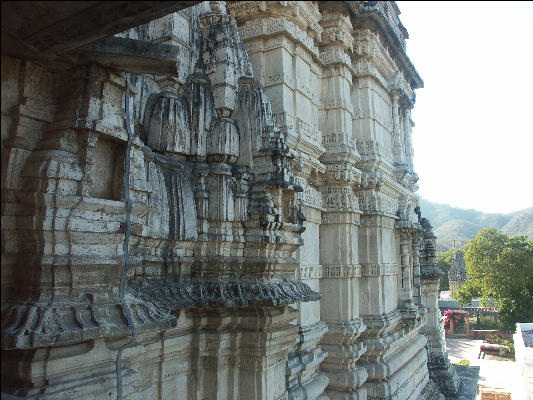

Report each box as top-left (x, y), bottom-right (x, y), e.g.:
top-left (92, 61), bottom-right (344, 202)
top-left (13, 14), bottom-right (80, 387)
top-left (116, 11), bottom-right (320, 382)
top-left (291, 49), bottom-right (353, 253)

top-left (1, 1), bottom-right (457, 399)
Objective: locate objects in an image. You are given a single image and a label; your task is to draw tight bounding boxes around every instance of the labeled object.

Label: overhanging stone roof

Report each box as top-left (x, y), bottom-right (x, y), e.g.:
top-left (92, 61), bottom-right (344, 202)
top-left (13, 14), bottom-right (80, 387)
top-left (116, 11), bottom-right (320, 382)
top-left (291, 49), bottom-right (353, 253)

top-left (1, 1), bottom-right (200, 61)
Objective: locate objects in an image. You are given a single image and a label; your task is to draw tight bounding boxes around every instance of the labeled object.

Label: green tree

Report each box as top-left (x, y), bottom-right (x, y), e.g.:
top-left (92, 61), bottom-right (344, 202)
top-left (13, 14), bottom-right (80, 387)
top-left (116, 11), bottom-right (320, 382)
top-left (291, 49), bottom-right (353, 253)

top-left (453, 228), bottom-right (533, 332)
top-left (436, 247), bottom-right (458, 291)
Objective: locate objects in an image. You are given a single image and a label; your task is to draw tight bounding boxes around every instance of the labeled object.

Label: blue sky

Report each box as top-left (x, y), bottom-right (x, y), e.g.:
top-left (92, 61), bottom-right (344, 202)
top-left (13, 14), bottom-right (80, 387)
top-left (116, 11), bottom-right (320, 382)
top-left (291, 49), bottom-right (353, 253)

top-left (397, 1), bottom-right (533, 214)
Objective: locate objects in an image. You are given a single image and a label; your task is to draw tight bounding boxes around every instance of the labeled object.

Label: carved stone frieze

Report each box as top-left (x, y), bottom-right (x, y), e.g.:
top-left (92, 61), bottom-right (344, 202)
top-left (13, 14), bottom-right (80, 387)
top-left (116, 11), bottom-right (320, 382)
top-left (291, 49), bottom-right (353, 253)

top-left (298, 264), bottom-right (323, 279)
top-left (323, 185), bottom-right (359, 211)
top-left (236, 17), bottom-right (319, 57)
top-left (294, 177), bottom-right (322, 209)
top-left (1, 296), bottom-right (174, 349)
top-left (360, 263), bottom-right (398, 277)
top-left (320, 211), bottom-right (360, 225)
top-left (323, 264), bottom-right (362, 278)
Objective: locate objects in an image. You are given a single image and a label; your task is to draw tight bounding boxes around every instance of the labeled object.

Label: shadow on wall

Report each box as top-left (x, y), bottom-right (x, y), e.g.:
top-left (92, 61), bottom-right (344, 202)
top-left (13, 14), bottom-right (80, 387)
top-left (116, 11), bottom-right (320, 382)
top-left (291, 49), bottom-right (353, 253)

top-left (454, 365), bottom-right (480, 400)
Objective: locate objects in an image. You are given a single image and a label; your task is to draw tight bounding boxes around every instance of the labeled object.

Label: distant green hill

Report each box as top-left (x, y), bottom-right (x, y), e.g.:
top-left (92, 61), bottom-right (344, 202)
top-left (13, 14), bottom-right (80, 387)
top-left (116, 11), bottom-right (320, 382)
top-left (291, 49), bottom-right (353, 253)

top-left (418, 198), bottom-right (533, 251)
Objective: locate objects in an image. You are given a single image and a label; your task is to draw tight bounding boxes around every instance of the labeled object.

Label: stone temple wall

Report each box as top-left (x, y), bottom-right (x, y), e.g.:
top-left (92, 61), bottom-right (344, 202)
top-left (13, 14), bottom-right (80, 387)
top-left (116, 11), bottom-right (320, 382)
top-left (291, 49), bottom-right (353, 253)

top-left (1, 1), bottom-right (458, 399)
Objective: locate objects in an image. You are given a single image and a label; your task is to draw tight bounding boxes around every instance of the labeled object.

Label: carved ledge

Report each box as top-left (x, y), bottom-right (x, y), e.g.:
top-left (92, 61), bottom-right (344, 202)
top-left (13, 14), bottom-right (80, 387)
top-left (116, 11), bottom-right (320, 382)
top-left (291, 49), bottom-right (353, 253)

top-left (1, 298), bottom-right (174, 350)
top-left (131, 277), bottom-right (320, 310)
top-left (2, 277), bottom-right (320, 350)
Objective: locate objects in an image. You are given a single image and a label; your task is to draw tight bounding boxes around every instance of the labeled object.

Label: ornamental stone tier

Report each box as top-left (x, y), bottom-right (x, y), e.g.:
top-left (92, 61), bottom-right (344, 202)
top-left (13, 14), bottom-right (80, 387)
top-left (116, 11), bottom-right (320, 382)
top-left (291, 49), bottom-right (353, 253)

top-left (1, 1), bottom-right (458, 399)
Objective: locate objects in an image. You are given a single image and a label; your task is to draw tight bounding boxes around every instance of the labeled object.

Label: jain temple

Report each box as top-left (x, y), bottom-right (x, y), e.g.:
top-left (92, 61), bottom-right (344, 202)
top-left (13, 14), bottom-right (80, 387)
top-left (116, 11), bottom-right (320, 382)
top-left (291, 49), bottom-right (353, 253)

top-left (1, 1), bottom-right (462, 399)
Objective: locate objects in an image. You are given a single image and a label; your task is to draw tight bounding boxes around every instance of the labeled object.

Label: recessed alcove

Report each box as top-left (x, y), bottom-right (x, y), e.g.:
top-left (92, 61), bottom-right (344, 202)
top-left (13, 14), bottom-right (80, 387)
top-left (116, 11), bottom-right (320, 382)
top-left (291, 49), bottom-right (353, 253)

top-left (90, 137), bottom-right (124, 201)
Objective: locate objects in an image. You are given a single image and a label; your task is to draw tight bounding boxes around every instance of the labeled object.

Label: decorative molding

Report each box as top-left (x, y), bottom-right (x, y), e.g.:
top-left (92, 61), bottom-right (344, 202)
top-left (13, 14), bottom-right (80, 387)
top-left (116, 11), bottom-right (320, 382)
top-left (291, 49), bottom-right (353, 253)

top-left (323, 264), bottom-right (362, 279)
top-left (360, 263), bottom-right (398, 276)
top-left (321, 212), bottom-right (361, 225)
top-left (274, 112), bottom-right (321, 143)
top-left (323, 186), bottom-right (359, 211)
top-left (299, 264), bottom-right (323, 279)
top-left (237, 17), bottom-right (318, 57)
top-left (294, 177), bottom-right (322, 209)
top-left (319, 97), bottom-right (353, 114)
top-left (319, 47), bottom-right (351, 67)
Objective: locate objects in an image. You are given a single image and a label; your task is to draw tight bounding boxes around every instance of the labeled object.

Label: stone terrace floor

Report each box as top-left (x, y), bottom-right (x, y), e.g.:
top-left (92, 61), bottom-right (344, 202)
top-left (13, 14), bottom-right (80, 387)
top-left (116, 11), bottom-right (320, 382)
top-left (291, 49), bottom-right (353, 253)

top-left (446, 337), bottom-right (527, 400)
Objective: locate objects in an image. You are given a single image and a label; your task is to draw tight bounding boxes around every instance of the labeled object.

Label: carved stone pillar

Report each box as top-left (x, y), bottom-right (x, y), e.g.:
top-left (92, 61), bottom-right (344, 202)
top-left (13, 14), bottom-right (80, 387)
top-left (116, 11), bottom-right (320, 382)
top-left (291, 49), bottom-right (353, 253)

top-left (316, 5), bottom-right (372, 397)
top-left (412, 231), bottom-right (424, 310)
top-left (318, 2), bottom-right (359, 162)
top-left (194, 165), bottom-right (210, 240)
top-left (229, 2), bottom-right (330, 398)
top-left (399, 230), bottom-right (414, 307)
top-left (391, 91), bottom-right (405, 167)
top-left (320, 206), bottom-right (368, 400)
top-left (403, 107), bottom-right (414, 172)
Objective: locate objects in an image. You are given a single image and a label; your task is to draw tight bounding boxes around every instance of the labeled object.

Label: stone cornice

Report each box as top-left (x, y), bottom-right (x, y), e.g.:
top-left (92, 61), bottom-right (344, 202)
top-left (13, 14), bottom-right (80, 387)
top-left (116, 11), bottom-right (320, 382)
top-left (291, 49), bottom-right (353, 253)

top-left (228, 1), bottom-right (323, 42)
top-left (234, 16), bottom-right (320, 59)
top-left (346, 1), bottom-right (423, 90)
top-left (351, 29), bottom-right (414, 101)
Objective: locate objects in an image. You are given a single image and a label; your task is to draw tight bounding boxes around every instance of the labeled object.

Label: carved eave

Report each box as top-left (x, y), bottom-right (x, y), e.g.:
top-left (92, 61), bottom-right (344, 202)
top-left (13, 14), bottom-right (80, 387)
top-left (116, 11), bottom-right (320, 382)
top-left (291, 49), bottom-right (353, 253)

top-left (345, 1), bottom-right (423, 90)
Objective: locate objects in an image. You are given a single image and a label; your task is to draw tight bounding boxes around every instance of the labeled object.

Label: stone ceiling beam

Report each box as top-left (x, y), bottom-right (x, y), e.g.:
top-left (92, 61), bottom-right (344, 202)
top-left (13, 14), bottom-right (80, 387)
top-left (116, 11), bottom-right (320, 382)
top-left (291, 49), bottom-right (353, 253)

top-left (78, 37), bottom-right (181, 76)
top-left (1, 1), bottom-right (200, 61)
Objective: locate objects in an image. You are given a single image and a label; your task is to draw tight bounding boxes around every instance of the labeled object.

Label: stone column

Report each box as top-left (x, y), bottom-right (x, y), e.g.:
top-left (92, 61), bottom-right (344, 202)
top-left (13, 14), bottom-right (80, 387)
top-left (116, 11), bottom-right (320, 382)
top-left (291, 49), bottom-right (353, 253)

top-left (391, 91), bottom-right (405, 167)
top-left (320, 207), bottom-right (368, 400)
top-left (229, 0), bottom-right (330, 396)
top-left (200, 10), bottom-right (241, 242)
top-left (399, 230), bottom-right (414, 307)
top-left (197, 4), bottom-right (324, 399)
top-left (412, 232), bottom-right (424, 310)
top-left (316, 4), bottom-right (369, 398)
top-left (403, 107), bottom-right (414, 172)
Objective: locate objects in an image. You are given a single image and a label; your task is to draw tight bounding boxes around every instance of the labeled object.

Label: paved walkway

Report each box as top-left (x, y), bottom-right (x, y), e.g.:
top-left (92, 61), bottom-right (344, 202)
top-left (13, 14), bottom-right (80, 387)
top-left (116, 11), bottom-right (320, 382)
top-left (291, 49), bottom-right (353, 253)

top-left (446, 337), bottom-right (527, 400)
top-left (446, 338), bottom-right (484, 363)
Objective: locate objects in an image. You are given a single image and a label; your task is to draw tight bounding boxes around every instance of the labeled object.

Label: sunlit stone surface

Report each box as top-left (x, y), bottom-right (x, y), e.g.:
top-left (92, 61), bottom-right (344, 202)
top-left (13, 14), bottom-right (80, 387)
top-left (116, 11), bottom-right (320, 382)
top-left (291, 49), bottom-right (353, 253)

top-left (1, 1), bottom-right (457, 399)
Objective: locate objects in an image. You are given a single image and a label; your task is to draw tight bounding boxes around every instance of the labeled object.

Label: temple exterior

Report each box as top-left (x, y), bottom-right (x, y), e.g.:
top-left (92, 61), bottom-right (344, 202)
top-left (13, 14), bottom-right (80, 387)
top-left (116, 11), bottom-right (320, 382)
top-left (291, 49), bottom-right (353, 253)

top-left (449, 251), bottom-right (467, 294)
top-left (1, 1), bottom-right (459, 399)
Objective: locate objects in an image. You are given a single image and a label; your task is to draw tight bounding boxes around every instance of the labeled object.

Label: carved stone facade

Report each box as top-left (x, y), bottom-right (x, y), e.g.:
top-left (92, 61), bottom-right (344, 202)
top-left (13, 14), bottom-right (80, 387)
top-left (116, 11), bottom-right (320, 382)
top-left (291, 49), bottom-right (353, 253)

top-left (1, 1), bottom-right (457, 399)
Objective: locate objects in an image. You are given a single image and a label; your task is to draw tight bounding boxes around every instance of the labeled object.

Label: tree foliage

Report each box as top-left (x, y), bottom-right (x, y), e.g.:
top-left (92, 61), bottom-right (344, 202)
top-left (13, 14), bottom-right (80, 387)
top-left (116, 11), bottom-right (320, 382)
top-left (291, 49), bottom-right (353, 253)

top-left (453, 228), bottom-right (533, 332)
top-left (436, 247), bottom-right (458, 291)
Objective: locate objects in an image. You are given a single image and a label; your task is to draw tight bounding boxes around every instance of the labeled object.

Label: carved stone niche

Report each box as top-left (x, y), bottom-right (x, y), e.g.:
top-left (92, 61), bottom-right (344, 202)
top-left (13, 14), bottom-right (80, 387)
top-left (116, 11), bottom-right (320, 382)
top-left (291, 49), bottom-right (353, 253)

top-left (90, 136), bottom-right (124, 201)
